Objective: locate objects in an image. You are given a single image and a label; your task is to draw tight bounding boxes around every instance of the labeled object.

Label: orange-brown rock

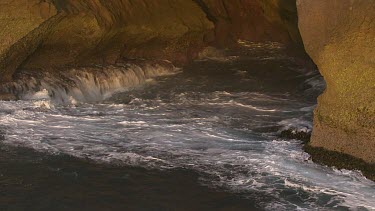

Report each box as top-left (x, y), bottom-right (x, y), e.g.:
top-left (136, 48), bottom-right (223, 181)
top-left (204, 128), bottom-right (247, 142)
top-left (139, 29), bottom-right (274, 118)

top-left (22, 0), bottom-right (215, 70)
top-left (297, 0), bottom-right (375, 163)
top-left (0, 0), bottom-right (58, 82)
top-left (0, 0), bottom-right (305, 82)
top-left (196, 0), bottom-right (302, 47)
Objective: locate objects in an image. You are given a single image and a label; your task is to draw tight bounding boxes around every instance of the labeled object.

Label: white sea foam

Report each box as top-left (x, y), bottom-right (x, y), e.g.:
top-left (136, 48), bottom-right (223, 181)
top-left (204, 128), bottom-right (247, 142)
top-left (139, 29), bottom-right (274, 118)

top-left (3, 62), bottom-right (177, 105)
top-left (25, 89), bottom-right (50, 100)
top-left (278, 118), bottom-right (312, 133)
top-left (0, 49), bottom-right (373, 210)
top-left (33, 100), bottom-right (54, 110)
top-left (0, 90), bottom-right (374, 210)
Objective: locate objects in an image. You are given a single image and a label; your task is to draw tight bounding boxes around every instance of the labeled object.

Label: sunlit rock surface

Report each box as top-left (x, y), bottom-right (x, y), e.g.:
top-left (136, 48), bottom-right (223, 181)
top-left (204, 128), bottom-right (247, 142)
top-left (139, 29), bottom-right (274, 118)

top-left (0, 0), bottom-right (303, 83)
top-left (297, 0), bottom-right (375, 163)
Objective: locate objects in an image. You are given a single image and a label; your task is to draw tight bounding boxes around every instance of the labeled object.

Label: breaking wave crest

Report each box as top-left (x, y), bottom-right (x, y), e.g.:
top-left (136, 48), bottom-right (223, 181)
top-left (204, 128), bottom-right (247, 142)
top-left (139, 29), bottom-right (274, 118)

top-left (2, 61), bottom-right (177, 104)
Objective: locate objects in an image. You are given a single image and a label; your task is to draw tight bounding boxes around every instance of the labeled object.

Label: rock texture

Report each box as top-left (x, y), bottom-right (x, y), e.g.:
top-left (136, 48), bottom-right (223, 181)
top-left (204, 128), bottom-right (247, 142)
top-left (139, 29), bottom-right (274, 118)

top-left (0, 0), bottom-right (58, 82)
top-left (24, 0), bottom-right (214, 69)
top-left (297, 0), bottom-right (375, 163)
top-left (195, 0), bottom-right (302, 47)
top-left (0, 0), bottom-right (303, 83)
top-left (0, 92), bottom-right (16, 101)
top-left (0, 0), bottom-right (57, 55)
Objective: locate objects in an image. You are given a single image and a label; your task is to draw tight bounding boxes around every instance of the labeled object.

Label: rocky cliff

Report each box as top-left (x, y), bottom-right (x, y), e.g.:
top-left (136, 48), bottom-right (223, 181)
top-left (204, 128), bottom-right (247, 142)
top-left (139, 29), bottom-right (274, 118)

top-left (0, 0), bottom-right (302, 83)
top-left (0, 0), bottom-right (58, 82)
top-left (297, 0), bottom-right (375, 163)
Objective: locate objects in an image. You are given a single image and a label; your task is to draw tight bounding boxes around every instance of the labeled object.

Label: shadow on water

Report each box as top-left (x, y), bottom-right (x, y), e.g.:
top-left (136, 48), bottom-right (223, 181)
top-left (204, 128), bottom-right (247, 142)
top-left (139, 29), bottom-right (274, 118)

top-left (112, 43), bottom-right (322, 106)
top-left (0, 144), bottom-right (260, 211)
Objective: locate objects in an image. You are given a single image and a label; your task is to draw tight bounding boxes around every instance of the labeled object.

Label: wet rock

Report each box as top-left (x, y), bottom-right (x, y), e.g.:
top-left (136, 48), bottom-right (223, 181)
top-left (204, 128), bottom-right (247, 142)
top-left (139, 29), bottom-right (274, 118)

top-left (0, 92), bottom-right (16, 101)
top-left (279, 128), bottom-right (311, 144)
top-left (0, 129), bottom-right (5, 141)
top-left (304, 145), bottom-right (375, 181)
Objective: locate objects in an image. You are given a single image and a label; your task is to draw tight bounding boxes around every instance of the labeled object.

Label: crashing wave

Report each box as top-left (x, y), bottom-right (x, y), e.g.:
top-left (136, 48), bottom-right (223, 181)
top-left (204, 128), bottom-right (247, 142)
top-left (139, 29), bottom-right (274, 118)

top-left (1, 61), bottom-right (177, 104)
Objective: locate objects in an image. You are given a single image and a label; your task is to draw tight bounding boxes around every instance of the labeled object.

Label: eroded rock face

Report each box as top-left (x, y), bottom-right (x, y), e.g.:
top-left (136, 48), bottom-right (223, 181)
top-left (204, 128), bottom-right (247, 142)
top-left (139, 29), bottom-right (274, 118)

top-left (0, 0), bottom-right (304, 82)
top-left (0, 0), bottom-right (58, 82)
top-left (197, 0), bottom-right (302, 47)
top-left (24, 0), bottom-right (214, 69)
top-left (0, 0), bottom-right (56, 55)
top-left (297, 0), bottom-right (375, 163)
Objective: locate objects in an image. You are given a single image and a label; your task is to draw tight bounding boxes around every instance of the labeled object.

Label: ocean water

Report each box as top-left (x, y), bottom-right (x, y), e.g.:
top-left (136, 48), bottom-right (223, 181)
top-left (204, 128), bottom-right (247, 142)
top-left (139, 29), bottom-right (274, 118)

top-left (0, 42), bottom-right (374, 210)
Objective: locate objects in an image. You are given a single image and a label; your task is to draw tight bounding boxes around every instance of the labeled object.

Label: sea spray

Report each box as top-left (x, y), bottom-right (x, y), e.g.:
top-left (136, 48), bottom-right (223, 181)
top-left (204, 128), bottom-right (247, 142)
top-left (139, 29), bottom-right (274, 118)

top-left (1, 61), bottom-right (177, 104)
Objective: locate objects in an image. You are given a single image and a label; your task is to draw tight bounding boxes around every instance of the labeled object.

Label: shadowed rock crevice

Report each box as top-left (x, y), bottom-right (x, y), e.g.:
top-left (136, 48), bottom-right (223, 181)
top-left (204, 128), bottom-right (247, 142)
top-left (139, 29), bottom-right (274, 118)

top-left (192, 0), bottom-right (303, 48)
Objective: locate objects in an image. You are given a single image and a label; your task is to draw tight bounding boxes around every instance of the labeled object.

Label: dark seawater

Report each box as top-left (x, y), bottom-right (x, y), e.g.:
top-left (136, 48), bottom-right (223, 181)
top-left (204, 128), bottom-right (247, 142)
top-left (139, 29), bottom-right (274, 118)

top-left (0, 42), bottom-right (374, 210)
top-left (0, 144), bottom-right (258, 210)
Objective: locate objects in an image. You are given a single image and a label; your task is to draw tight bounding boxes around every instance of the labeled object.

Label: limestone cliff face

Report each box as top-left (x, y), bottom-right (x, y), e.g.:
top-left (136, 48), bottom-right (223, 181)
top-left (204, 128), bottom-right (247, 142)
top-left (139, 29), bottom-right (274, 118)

top-left (0, 0), bottom-right (303, 82)
top-left (297, 0), bottom-right (375, 163)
